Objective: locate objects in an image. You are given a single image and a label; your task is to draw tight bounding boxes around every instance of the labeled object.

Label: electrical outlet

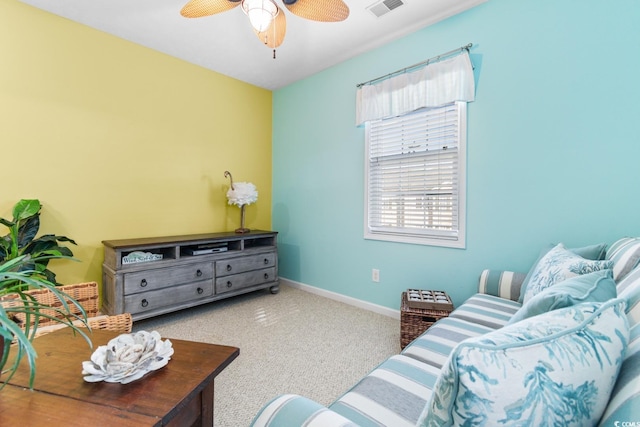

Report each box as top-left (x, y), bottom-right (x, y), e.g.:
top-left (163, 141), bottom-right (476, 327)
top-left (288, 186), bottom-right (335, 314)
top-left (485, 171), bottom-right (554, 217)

top-left (372, 268), bottom-right (380, 282)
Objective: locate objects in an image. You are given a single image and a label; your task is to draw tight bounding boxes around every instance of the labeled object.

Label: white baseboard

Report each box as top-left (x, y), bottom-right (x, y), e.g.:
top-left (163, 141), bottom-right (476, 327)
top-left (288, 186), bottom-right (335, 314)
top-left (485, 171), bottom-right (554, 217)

top-left (280, 278), bottom-right (400, 320)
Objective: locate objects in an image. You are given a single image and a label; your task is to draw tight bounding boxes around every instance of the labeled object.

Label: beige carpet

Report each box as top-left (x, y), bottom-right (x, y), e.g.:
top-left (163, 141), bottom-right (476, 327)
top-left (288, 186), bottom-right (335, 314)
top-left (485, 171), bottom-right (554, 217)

top-left (134, 284), bottom-right (401, 426)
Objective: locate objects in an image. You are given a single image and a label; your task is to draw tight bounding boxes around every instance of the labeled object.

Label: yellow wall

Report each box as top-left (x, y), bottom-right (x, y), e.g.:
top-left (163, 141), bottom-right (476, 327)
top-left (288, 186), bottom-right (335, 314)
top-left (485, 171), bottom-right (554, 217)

top-left (0, 0), bottom-right (273, 286)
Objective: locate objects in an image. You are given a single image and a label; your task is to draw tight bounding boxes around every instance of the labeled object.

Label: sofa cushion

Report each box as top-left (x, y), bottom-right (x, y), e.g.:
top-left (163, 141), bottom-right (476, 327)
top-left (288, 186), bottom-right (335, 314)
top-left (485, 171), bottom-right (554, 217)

top-left (478, 270), bottom-right (527, 302)
top-left (508, 269), bottom-right (617, 324)
top-left (606, 237), bottom-right (640, 282)
top-left (447, 293), bottom-right (521, 329)
top-left (251, 394), bottom-right (358, 427)
top-left (419, 299), bottom-right (629, 427)
top-left (599, 268), bottom-right (639, 426)
top-left (401, 314), bottom-right (505, 368)
top-left (328, 354), bottom-right (443, 427)
top-left (521, 244), bottom-right (613, 304)
top-left (599, 321), bottom-right (639, 426)
top-left (599, 267), bottom-right (638, 426)
top-left (617, 265), bottom-right (640, 299)
top-left (518, 243), bottom-right (608, 303)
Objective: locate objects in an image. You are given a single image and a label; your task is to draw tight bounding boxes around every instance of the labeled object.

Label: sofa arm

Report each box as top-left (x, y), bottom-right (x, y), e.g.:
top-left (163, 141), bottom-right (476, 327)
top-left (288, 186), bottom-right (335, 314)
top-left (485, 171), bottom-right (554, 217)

top-left (251, 394), bottom-right (358, 427)
top-left (478, 269), bottom-right (527, 302)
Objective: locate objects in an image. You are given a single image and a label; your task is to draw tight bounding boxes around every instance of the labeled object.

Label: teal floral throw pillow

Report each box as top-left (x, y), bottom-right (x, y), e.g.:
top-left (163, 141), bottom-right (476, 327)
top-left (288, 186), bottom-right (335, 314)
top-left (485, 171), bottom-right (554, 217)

top-left (419, 299), bottom-right (629, 427)
top-left (521, 243), bottom-right (613, 304)
top-left (508, 269), bottom-right (617, 324)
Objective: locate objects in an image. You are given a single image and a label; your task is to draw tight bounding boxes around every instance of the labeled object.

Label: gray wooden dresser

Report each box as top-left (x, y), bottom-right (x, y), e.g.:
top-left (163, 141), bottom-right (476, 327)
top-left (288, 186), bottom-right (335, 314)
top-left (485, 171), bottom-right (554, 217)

top-left (102, 230), bottom-right (278, 320)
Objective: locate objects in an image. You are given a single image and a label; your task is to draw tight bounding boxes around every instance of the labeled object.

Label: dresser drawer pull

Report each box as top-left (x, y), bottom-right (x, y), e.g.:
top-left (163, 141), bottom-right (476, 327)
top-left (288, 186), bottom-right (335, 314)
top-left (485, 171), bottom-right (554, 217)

top-left (226, 264), bottom-right (232, 272)
top-left (197, 287), bottom-right (204, 294)
top-left (141, 299), bottom-right (149, 308)
top-left (226, 281), bottom-right (232, 288)
top-left (264, 273), bottom-right (269, 280)
top-left (140, 279), bottom-right (148, 287)
top-left (196, 269), bottom-right (203, 277)
top-left (264, 258), bottom-right (269, 265)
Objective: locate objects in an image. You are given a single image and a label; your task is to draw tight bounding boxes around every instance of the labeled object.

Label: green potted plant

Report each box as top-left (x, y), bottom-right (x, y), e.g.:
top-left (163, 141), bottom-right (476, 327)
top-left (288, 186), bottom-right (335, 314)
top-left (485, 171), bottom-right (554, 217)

top-left (0, 200), bottom-right (89, 388)
top-left (0, 199), bottom-right (77, 287)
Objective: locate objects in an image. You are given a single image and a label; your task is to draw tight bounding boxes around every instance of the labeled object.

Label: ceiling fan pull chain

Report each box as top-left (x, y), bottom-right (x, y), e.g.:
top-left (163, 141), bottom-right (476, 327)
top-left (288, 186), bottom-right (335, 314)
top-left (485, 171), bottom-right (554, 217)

top-left (260, 23), bottom-right (276, 59)
top-left (263, 34), bottom-right (275, 58)
top-left (271, 12), bottom-right (276, 59)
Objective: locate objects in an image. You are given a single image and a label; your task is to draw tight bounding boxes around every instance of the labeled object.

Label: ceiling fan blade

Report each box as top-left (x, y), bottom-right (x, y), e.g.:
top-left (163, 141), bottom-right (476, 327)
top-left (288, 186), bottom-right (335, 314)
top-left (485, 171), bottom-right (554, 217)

top-left (181, 0), bottom-right (241, 18)
top-left (254, 8), bottom-right (286, 49)
top-left (283, 0), bottom-right (349, 22)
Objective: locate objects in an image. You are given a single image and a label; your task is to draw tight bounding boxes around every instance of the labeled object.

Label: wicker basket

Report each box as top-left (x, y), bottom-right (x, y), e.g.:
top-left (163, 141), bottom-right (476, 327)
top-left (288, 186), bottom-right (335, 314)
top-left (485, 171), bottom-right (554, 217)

top-left (401, 291), bottom-right (453, 349)
top-left (30, 313), bottom-right (133, 339)
top-left (86, 312), bottom-right (132, 333)
top-left (2, 282), bottom-right (99, 328)
top-left (1, 281), bottom-right (133, 337)
top-left (405, 289), bottom-right (454, 311)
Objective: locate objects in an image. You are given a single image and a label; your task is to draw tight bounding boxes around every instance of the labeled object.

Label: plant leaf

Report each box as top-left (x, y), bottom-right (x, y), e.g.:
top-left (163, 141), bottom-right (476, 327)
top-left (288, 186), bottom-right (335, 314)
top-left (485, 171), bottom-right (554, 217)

top-left (17, 215), bottom-right (39, 249)
top-left (54, 236), bottom-right (77, 245)
top-left (0, 254), bottom-right (91, 388)
top-left (12, 199), bottom-right (41, 221)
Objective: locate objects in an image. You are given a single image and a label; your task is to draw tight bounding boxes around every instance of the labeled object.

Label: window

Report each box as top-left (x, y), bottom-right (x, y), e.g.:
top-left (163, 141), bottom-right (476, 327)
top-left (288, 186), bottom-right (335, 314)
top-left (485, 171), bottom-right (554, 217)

top-left (364, 101), bottom-right (466, 248)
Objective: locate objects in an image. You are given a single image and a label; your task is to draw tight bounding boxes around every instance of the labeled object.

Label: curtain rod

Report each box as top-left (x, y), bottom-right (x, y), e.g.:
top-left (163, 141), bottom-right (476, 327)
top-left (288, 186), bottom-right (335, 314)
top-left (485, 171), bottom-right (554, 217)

top-left (356, 43), bottom-right (473, 88)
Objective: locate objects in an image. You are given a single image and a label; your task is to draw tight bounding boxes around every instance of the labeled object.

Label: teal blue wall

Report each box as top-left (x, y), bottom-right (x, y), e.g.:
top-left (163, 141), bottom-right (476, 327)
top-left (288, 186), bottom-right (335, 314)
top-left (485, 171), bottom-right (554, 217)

top-left (272, 0), bottom-right (640, 309)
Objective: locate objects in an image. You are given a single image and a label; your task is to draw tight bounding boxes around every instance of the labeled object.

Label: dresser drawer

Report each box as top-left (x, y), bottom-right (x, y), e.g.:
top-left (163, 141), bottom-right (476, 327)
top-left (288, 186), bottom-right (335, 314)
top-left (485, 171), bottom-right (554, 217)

top-left (124, 263), bottom-right (214, 295)
top-left (124, 280), bottom-right (214, 314)
top-left (216, 267), bottom-right (276, 294)
top-left (216, 253), bottom-right (276, 277)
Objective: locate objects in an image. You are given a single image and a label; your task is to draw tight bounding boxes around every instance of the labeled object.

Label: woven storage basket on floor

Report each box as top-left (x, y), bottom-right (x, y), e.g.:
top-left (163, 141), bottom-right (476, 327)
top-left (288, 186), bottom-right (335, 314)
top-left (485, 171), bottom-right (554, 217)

top-left (1, 281), bottom-right (133, 337)
top-left (2, 282), bottom-right (99, 328)
top-left (86, 312), bottom-right (132, 333)
top-left (30, 312), bottom-right (133, 339)
top-left (400, 291), bottom-right (453, 349)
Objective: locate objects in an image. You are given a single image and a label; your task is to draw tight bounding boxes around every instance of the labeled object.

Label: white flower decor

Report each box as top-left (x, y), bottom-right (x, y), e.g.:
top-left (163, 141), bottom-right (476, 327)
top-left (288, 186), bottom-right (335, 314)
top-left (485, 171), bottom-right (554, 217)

top-left (82, 330), bottom-right (174, 384)
top-left (226, 182), bottom-right (258, 207)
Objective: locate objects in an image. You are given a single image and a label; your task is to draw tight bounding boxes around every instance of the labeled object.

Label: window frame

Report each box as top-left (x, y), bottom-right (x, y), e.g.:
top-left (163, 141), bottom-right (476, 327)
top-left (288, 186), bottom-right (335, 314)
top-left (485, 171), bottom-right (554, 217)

top-left (363, 101), bottom-right (467, 249)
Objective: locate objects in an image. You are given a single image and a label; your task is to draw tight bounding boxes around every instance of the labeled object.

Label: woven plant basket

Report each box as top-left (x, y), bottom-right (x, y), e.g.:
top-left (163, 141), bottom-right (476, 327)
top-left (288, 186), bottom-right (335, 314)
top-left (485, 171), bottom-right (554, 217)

top-left (400, 292), bottom-right (453, 349)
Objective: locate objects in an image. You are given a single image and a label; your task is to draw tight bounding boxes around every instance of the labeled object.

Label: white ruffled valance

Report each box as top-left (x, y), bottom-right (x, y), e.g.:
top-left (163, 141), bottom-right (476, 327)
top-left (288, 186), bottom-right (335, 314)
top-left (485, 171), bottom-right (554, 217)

top-left (356, 51), bottom-right (475, 126)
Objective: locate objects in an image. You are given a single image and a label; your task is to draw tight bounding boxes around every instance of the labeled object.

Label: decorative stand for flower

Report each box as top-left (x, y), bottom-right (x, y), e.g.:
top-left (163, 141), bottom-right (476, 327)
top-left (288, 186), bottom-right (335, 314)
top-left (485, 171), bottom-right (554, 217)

top-left (224, 171), bottom-right (258, 234)
top-left (237, 204), bottom-right (249, 234)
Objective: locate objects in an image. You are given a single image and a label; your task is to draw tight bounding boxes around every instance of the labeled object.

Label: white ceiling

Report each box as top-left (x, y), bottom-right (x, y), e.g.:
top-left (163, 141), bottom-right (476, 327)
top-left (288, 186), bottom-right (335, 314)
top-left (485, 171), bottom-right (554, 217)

top-left (20, 0), bottom-right (486, 90)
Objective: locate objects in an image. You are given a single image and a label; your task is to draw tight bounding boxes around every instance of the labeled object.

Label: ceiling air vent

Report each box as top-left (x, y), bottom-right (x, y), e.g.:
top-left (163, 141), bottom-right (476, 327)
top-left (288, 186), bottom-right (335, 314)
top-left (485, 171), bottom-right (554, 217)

top-left (367, 0), bottom-right (405, 18)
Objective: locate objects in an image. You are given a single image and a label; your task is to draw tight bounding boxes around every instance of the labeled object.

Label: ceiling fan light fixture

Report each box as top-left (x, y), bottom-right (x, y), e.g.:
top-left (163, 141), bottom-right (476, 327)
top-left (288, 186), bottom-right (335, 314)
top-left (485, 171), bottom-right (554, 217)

top-left (241, 0), bottom-right (279, 33)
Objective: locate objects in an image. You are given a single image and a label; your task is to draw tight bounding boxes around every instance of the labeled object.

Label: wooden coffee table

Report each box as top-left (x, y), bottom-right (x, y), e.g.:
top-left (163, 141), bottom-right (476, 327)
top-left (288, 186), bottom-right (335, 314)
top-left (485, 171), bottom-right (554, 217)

top-left (1, 328), bottom-right (239, 426)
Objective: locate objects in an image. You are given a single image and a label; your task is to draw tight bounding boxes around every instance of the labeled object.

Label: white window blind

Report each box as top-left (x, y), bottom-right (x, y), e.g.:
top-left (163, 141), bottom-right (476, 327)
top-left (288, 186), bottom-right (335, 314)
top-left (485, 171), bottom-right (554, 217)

top-left (365, 102), bottom-right (466, 247)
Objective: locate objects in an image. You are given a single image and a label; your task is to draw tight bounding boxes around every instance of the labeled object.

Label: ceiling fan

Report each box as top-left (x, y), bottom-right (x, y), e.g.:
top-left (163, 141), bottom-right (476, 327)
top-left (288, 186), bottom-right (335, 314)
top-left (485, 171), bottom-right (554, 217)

top-left (180, 0), bottom-right (350, 58)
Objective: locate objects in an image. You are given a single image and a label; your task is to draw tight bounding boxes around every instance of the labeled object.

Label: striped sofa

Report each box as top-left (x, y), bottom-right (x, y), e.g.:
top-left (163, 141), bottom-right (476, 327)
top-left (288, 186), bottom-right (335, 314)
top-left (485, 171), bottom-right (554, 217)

top-left (251, 238), bottom-right (640, 427)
